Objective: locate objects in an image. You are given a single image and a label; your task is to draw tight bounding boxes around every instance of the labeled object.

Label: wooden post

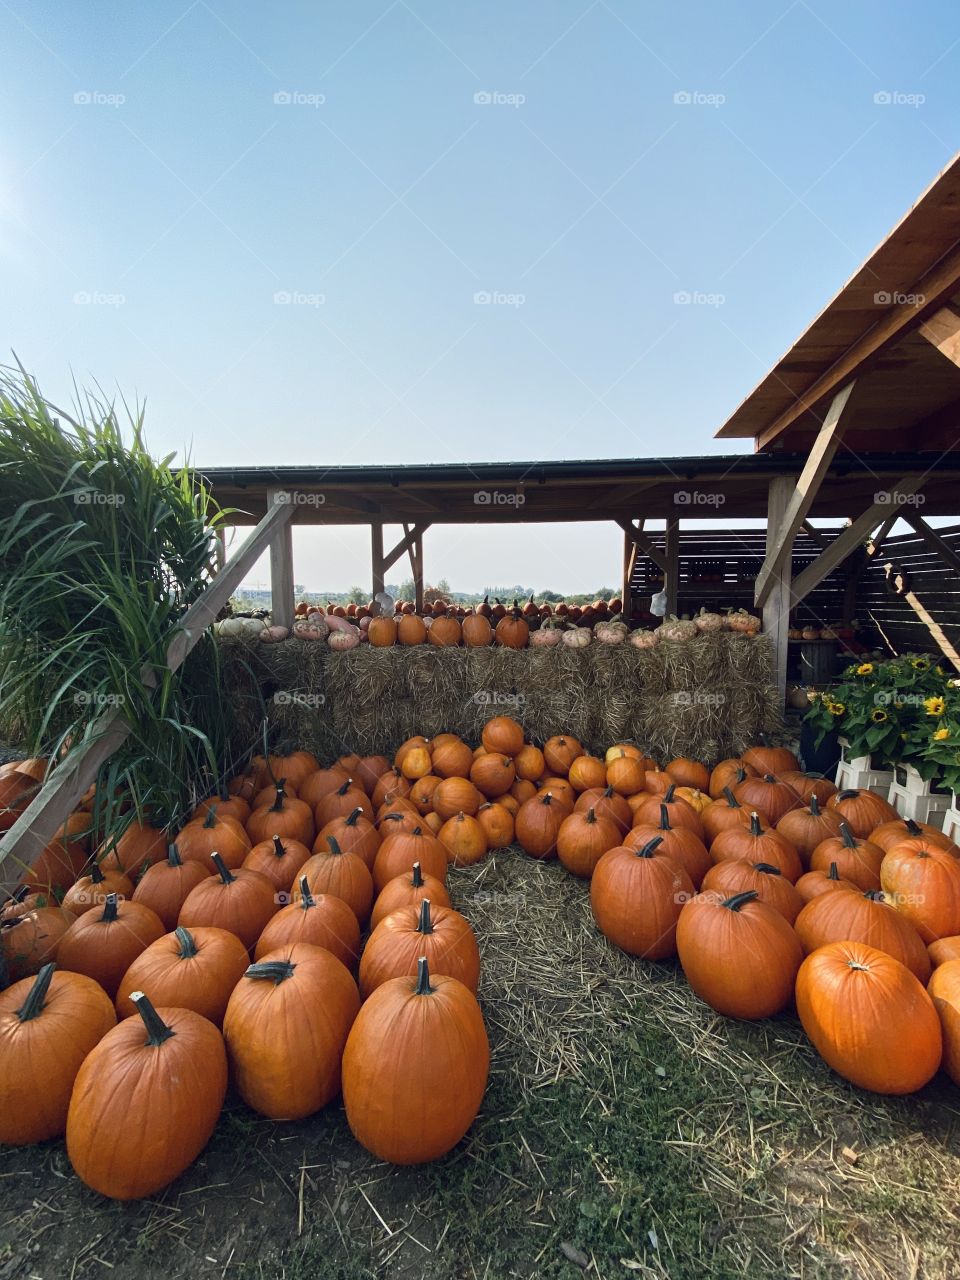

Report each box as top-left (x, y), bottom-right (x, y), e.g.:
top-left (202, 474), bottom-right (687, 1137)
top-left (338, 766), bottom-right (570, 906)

top-left (214, 526), bottom-right (227, 571)
top-left (664, 515), bottom-right (679, 616)
top-left (412, 529), bottom-right (424, 613)
top-left (266, 490), bottom-right (295, 629)
top-left (371, 523), bottom-right (385, 598)
top-left (763, 476), bottom-right (794, 703)
top-left (622, 526), bottom-right (637, 617)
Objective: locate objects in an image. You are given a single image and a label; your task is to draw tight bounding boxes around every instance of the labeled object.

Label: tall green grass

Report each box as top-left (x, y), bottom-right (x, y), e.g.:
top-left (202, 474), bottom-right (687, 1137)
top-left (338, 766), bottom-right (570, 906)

top-left (0, 362), bottom-right (232, 839)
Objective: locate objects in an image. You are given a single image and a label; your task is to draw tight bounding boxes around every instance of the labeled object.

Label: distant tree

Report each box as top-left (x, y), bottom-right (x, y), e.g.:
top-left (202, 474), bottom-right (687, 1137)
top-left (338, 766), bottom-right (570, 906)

top-left (435, 577), bottom-right (451, 595)
top-left (541, 589), bottom-right (564, 602)
top-left (294, 583), bottom-right (305, 596)
top-left (395, 578), bottom-right (415, 602)
top-left (347, 584), bottom-right (366, 604)
top-left (594, 586), bottom-right (615, 601)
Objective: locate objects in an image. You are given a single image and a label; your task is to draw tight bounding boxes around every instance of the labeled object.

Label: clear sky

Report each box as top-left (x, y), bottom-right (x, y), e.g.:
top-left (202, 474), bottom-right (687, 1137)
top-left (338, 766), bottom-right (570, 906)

top-left (4, 1), bottom-right (958, 593)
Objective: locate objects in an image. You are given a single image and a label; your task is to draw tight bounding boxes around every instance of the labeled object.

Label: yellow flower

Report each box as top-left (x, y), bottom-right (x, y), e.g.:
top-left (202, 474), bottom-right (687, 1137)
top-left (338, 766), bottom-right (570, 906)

top-left (913, 657), bottom-right (930, 671)
top-left (870, 709), bottom-right (888, 723)
top-left (829, 702), bottom-right (845, 716)
top-left (856, 663), bottom-right (874, 676)
top-left (934, 727), bottom-right (950, 741)
top-left (924, 696), bottom-right (945, 717)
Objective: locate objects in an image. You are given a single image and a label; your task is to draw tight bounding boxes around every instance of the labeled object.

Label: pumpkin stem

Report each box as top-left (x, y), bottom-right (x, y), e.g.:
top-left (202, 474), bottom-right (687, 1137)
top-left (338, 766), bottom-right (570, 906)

top-left (219, 783), bottom-right (232, 804)
top-left (722, 890), bottom-right (759, 912)
top-left (203, 805), bottom-right (218, 830)
top-left (585, 808), bottom-right (597, 825)
top-left (411, 861), bottom-right (423, 887)
top-left (131, 991), bottom-right (175, 1046)
top-left (735, 767), bottom-right (747, 784)
top-left (345, 807), bottom-right (363, 828)
top-left (90, 862), bottom-right (105, 885)
top-left (100, 893), bottom-right (120, 923)
top-left (809, 794), bottom-right (821, 815)
top-left (905, 818), bottom-right (922, 836)
top-left (175, 926), bottom-right (198, 958)
top-left (839, 822), bottom-right (857, 849)
top-left (211, 852), bottom-right (236, 884)
top-left (763, 774), bottom-right (777, 783)
top-left (297, 874), bottom-right (315, 908)
top-left (754, 862), bottom-right (782, 876)
top-left (837, 789), bottom-right (859, 801)
top-left (416, 899), bottom-right (434, 934)
top-left (603, 785), bottom-right (616, 799)
top-left (721, 786), bottom-right (740, 808)
top-left (336, 779), bottom-right (352, 797)
top-left (411, 827), bottom-right (423, 837)
top-left (325, 835), bottom-right (346, 857)
top-left (414, 955), bottom-right (433, 995)
top-left (540, 794), bottom-right (554, 807)
top-left (166, 843), bottom-right (183, 867)
top-left (664, 784), bottom-right (676, 802)
top-left (16, 963), bottom-right (55, 1022)
top-left (864, 890), bottom-right (886, 902)
top-left (634, 836), bottom-right (664, 859)
top-left (658, 803), bottom-right (671, 832)
top-left (749, 812), bottom-right (763, 837)
top-left (270, 781), bottom-right (288, 812)
top-left (828, 862), bottom-right (840, 880)
top-left (244, 960), bottom-right (296, 984)
top-left (272, 835), bottom-right (286, 859)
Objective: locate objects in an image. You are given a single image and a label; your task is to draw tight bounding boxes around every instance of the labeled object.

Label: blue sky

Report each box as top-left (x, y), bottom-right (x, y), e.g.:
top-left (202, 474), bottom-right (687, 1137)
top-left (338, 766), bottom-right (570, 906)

top-left (3, 1), bottom-right (958, 592)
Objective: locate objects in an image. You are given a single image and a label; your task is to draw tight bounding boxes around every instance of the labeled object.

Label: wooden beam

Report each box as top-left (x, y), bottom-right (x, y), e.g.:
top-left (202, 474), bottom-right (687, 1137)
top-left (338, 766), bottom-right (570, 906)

top-left (919, 305), bottom-right (960, 369)
top-left (762, 477), bottom-right (794, 703)
top-left (755, 381), bottom-right (857, 607)
top-left (755, 242), bottom-right (960, 449)
top-left (266, 490), bottom-right (295, 630)
top-left (664, 515), bottom-right (679, 617)
top-left (615, 519), bottom-right (668, 575)
top-left (904, 511), bottom-right (960, 574)
top-left (801, 520), bottom-right (828, 549)
top-left (622, 524), bottom-right (639, 614)
top-left (371, 523), bottom-right (384, 598)
top-left (409, 525), bottom-right (425, 613)
top-left (586, 477), bottom-right (662, 510)
top-left (902, 588), bottom-right (960, 672)
top-left (382, 522), bottom-right (431, 575)
top-left (790, 477), bottom-right (923, 604)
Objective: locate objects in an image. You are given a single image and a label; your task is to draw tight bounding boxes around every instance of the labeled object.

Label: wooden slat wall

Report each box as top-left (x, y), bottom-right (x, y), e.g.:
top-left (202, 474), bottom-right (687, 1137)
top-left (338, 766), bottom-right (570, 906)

top-left (856, 523), bottom-right (960, 655)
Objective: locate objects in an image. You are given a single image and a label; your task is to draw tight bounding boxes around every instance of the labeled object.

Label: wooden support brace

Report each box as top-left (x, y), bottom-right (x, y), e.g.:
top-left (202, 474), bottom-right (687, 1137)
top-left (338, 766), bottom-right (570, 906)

top-left (382, 522), bottom-right (431, 575)
top-left (664, 515), bottom-right (679, 616)
top-left (754, 381), bottom-right (857, 608)
top-left (904, 512), bottom-right (960, 574)
top-left (266, 489), bottom-right (295, 630)
top-left (371, 523), bottom-right (385, 598)
top-left (762, 476), bottom-right (794, 703)
top-left (919, 306), bottom-right (960, 368)
top-left (615, 518), bottom-right (668, 575)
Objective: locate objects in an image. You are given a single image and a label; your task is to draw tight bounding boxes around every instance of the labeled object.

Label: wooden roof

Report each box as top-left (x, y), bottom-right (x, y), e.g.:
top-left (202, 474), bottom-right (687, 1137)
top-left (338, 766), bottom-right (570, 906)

top-left (198, 454), bottom-right (960, 524)
top-left (716, 152), bottom-right (960, 453)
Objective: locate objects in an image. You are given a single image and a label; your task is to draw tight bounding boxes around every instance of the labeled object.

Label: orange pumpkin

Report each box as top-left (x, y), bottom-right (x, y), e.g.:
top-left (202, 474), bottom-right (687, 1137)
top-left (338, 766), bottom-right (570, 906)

top-left (481, 716), bottom-right (525, 757)
top-left (437, 812), bottom-right (488, 867)
top-left (369, 862), bottom-right (451, 930)
top-left (300, 837), bottom-right (375, 924)
top-left (359, 899), bottom-right (480, 1000)
top-left (255, 877), bottom-right (361, 969)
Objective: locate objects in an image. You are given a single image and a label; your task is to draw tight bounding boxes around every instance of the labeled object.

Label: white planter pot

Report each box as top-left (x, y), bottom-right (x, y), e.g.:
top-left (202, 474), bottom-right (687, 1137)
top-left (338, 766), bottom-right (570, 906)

top-left (834, 740), bottom-right (894, 794)
top-left (886, 763), bottom-right (952, 823)
top-left (941, 790), bottom-right (960, 845)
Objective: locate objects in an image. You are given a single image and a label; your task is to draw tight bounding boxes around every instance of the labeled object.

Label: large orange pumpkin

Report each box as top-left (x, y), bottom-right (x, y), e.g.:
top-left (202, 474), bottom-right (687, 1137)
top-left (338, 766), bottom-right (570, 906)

top-left (700, 859), bottom-right (803, 925)
top-left (796, 942), bottom-right (941, 1094)
top-left (368, 615), bottom-right (397, 646)
top-left (826, 788), bottom-right (898, 838)
top-left (397, 614), bottom-right (427, 645)
top-left (809, 823), bottom-right (884, 892)
top-left (733, 774), bottom-right (799, 826)
top-left (256, 877), bottom-right (361, 968)
top-left (300, 837), bottom-right (376, 924)
top-left (567, 755), bottom-right (607, 793)
top-left (556, 808), bottom-right (621, 879)
top-left (315, 807), bottom-right (381, 870)
top-left (708, 811), bottom-right (802, 882)
top-left (369, 862), bottom-right (451, 930)
top-left (57, 895), bottom-right (165, 998)
top-left (793, 887), bottom-right (931, 983)
top-left (880, 843), bottom-right (960, 942)
top-left (177, 855), bottom-right (278, 952)
top-left (481, 716), bottom-right (525, 757)
top-left (372, 825), bottom-right (448, 893)
top-left (701, 788), bottom-right (758, 844)
top-left (741, 745), bottom-right (798, 775)
top-left (590, 836), bottom-right (694, 959)
top-left (795, 862), bottom-right (860, 905)
top-left (437, 812), bottom-right (488, 867)
top-left (359, 899), bottom-right (480, 999)
top-left (428, 615), bottom-right (462, 646)
top-left (775, 795), bottom-right (845, 868)
top-left (62, 863), bottom-right (134, 917)
top-left (432, 738), bottom-right (474, 780)
top-left (515, 792), bottom-right (566, 859)
top-left (432, 777), bottom-right (483, 821)
top-left (132, 844), bottom-right (213, 931)
top-left (665, 758), bottom-right (710, 792)
top-left (870, 817), bottom-right (958, 855)
top-left (707, 759), bottom-right (757, 800)
top-left (176, 806), bottom-right (251, 870)
top-left (0, 905), bottom-right (76, 983)
top-left (542, 735), bottom-right (583, 776)
top-left (928, 958), bottom-right (960, 1085)
top-left (476, 801), bottom-right (515, 849)
top-left (115, 925), bottom-right (248, 1027)
top-left (246, 783), bottom-right (315, 847)
top-left (242, 834), bottom-right (312, 895)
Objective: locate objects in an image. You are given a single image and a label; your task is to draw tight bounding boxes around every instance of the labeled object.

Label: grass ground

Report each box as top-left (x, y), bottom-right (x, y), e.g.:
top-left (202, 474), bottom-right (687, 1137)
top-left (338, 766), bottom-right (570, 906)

top-left (2, 850), bottom-right (959, 1280)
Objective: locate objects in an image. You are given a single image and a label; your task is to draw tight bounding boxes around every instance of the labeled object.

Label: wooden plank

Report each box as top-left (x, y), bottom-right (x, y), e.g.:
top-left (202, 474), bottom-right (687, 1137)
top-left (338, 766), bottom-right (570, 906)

top-left (266, 489), bottom-right (295, 631)
top-left (616, 519), bottom-right (668, 575)
top-left (371, 523), bottom-right (384, 598)
top-left (753, 242), bottom-right (960, 449)
top-left (902, 589), bottom-right (960, 670)
top-left (411, 526), bottom-right (424, 613)
top-left (919, 306), bottom-right (960, 369)
top-left (622, 525), bottom-right (638, 613)
top-left (762, 476), bottom-right (794, 702)
top-left (801, 520), bottom-right (829, 549)
top-left (664, 516), bottom-right (679, 617)
top-left (904, 512), bottom-right (960, 575)
top-left (754, 382), bottom-right (857, 606)
top-left (381, 522), bottom-right (431, 575)
top-left (790, 479), bottom-right (924, 604)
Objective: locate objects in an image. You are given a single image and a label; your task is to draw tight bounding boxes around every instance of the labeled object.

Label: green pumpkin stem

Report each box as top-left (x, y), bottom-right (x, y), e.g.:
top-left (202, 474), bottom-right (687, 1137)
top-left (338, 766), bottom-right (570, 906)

top-left (203, 805), bottom-right (218, 830)
top-left (809, 794), bottom-right (821, 816)
top-left (272, 835), bottom-right (286, 859)
top-left (17, 963), bottom-right (55, 1022)
top-left (749, 812), bottom-right (763, 837)
top-left (905, 818), bottom-right (922, 836)
top-left (839, 822), bottom-right (857, 849)
top-left (336, 779), bottom-right (352, 797)
top-left (245, 959), bottom-right (296, 984)
top-left (735, 767), bottom-right (747, 784)
top-left (211, 852), bottom-right (235, 884)
top-left (270, 781), bottom-right (288, 812)
top-left (298, 875), bottom-right (314, 909)
top-left (90, 863), bottom-right (105, 885)
top-left (326, 836), bottom-right (344, 856)
top-left (411, 861), bottom-right (423, 887)
top-left (175, 926), bottom-right (198, 958)
top-left (722, 890), bottom-right (759, 912)
top-left (585, 808), bottom-right (597, 825)
top-left (754, 862), bottom-right (781, 876)
top-left (131, 991), bottom-right (175, 1046)
top-left (722, 786), bottom-right (740, 808)
top-left (634, 835), bottom-right (664, 859)
top-left (411, 827), bottom-right (423, 837)
top-left (664, 784), bottom-right (676, 802)
top-left (345, 807), bottom-right (363, 828)
top-left (166, 843), bottom-right (183, 867)
top-left (828, 862), bottom-right (840, 880)
top-left (100, 893), bottom-right (120, 923)
top-left (416, 899), bottom-right (434, 934)
top-left (659, 803), bottom-right (671, 831)
top-left (414, 955), bottom-right (433, 995)
top-left (219, 783), bottom-right (232, 803)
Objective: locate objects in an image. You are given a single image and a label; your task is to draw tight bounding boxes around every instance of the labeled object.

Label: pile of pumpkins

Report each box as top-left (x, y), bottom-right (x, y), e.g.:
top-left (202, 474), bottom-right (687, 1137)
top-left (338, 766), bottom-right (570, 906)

top-left (0, 746), bottom-right (497, 1198)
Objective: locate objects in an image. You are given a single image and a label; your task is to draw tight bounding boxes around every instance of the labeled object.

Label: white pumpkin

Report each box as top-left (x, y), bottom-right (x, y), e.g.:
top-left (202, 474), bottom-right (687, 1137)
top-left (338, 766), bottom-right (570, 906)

top-left (530, 627), bottom-right (561, 648)
top-left (694, 609), bottom-right (724, 633)
top-left (328, 627), bottom-right (360, 650)
top-left (629, 628), bottom-right (658, 649)
top-left (215, 618), bottom-right (246, 638)
top-left (594, 622), bottom-right (626, 645)
top-left (293, 619), bottom-right (328, 641)
top-left (658, 616), bottom-right (698, 643)
top-left (259, 625), bottom-right (289, 643)
top-left (561, 627), bottom-right (591, 648)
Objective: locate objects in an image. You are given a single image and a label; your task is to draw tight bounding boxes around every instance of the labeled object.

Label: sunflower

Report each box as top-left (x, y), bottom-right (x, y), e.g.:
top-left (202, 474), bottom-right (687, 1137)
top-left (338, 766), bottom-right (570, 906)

top-left (829, 702), bottom-right (845, 716)
top-left (912, 657), bottom-right (931, 671)
top-left (856, 663), bottom-right (874, 676)
top-left (870, 708), bottom-right (888, 723)
top-left (934, 727), bottom-right (950, 742)
top-left (924, 696), bottom-right (945, 717)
